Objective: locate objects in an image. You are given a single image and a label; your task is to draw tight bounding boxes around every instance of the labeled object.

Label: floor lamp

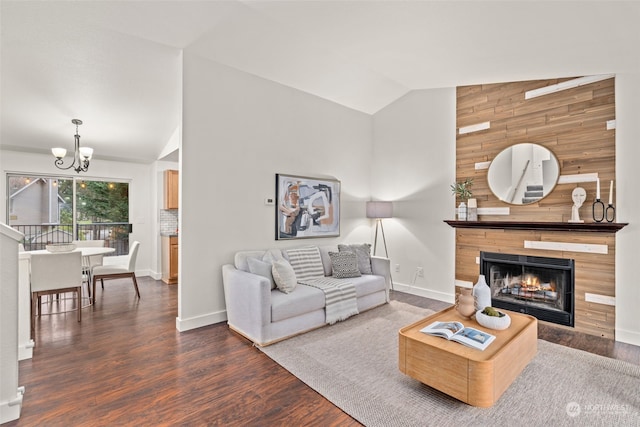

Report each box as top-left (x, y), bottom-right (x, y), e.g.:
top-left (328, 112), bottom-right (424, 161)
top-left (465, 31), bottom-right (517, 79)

top-left (366, 201), bottom-right (394, 290)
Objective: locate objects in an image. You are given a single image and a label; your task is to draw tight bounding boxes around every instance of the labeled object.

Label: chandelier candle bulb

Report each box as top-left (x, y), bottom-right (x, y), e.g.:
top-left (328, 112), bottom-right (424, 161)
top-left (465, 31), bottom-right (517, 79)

top-left (596, 177), bottom-right (600, 199)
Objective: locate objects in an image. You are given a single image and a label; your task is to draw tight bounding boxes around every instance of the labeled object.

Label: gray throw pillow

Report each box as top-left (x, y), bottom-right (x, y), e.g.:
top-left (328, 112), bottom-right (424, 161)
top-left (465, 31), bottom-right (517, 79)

top-left (329, 251), bottom-right (362, 279)
top-left (272, 259), bottom-right (297, 293)
top-left (247, 257), bottom-right (276, 290)
top-left (338, 243), bottom-right (373, 274)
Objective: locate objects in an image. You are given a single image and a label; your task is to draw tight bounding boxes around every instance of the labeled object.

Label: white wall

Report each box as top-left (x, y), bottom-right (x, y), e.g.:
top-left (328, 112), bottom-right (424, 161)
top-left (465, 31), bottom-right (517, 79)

top-left (371, 89), bottom-right (457, 302)
top-left (614, 72), bottom-right (640, 346)
top-left (177, 51), bottom-right (373, 330)
top-left (0, 150), bottom-right (157, 278)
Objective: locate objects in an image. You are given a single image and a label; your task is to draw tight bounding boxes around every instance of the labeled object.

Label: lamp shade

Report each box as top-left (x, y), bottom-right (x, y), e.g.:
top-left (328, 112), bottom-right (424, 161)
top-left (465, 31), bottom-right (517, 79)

top-left (79, 147), bottom-right (93, 160)
top-left (366, 201), bottom-right (393, 219)
top-left (52, 147), bottom-right (67, 159)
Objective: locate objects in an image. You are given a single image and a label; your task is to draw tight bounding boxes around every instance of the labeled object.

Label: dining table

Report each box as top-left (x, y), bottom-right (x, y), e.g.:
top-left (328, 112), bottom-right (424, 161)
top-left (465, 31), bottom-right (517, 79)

top-left (24, 246), bottom-right (116, 258)
top-left (23, 246), bottom-right (116, 297)
top-left (17, 246), bottom-right (117, 358)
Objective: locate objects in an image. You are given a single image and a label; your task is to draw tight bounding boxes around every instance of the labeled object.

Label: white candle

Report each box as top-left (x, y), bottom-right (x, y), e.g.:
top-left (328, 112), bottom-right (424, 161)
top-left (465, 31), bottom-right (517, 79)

top-left (596, 178), bottom-right (600, 200)
top-left (609, 180), bottom-right (614, 205)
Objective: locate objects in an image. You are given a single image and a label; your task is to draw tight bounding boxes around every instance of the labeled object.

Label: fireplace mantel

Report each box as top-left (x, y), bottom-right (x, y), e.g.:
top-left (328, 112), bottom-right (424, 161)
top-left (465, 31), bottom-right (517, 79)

top-left (444, 220), bottom-right (628, 233)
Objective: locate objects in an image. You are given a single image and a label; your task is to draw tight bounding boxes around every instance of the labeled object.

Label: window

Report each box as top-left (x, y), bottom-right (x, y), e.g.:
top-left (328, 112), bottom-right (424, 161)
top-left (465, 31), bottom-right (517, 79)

top-left (7, 174), bottom-right (130, 255)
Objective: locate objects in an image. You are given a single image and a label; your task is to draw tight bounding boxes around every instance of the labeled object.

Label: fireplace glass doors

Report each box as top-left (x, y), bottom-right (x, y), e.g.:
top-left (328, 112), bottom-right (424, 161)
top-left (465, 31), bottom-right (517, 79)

top-left (480, 252), bottom-right (574, 327)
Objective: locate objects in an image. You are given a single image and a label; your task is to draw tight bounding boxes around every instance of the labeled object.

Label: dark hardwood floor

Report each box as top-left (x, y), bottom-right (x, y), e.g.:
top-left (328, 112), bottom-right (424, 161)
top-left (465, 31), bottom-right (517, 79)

top-left (7, 278), bottom-right (639, 426)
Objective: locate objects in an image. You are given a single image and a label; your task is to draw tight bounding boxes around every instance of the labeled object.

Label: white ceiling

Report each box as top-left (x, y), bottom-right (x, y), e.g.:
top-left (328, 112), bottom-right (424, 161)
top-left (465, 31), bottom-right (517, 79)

top-left (1, 1), bottom-right (638, 164)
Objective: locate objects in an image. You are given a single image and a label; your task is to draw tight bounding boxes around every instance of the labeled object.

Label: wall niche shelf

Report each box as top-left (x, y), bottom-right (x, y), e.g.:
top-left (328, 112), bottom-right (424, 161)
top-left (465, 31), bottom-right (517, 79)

top-left (444, 220), bottom-right (628, 233)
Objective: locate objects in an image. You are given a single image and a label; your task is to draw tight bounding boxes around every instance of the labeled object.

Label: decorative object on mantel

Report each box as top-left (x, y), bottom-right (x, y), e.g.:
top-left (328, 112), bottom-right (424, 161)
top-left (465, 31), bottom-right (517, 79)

top-left (467, 198), bottom-right (478, 221)
top-left (443, 220), bottom-right (628, 233)
top-left (457, 201), bottom-right (467, 221)
top-left (451, 178), bottom-right (473, 221)
top-left (592, 177), bottom-right (605, 222)
top-left (568, 187), bottom-right (586, 223)
top-left (606, 204), bottom-right (616, 222)
top-left (52, 119), bottom-right (93, 173)
top-left (472, 274), bottom-right (491, 312)
top-left (606, 180), bottom-right (616, 222)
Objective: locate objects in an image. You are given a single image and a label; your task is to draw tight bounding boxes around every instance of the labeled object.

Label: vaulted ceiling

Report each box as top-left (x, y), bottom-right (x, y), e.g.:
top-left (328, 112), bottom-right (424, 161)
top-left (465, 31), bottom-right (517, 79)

top-left (1, 1), bottom-right (638, 164)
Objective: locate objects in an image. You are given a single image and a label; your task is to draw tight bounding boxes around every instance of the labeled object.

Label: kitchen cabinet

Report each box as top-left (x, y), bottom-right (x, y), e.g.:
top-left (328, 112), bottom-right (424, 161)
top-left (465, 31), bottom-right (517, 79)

top-left (164, 169), bottom-right (179, 209)
top-left (162, 236), bottom-right (178, 285)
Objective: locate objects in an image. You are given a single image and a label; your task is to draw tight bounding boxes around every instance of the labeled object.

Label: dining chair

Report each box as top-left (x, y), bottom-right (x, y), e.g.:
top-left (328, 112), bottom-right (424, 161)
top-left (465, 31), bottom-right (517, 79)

top-left (73, 239), bottom-right (106, 297)
top-left (30, 251), bottom-right (83, 337)
top-left (92, 241), bottom-right (141, 304)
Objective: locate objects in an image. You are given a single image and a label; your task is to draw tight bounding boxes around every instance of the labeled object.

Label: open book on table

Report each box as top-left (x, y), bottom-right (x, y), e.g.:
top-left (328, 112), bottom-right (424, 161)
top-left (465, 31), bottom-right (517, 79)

top-left (420, 321), bottom-right (496, 351)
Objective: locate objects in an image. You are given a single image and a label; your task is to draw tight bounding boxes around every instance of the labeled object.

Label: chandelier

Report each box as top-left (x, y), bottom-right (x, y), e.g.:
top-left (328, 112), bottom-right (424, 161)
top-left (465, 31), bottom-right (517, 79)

top-left (52, 119), bottom-right (93, 173)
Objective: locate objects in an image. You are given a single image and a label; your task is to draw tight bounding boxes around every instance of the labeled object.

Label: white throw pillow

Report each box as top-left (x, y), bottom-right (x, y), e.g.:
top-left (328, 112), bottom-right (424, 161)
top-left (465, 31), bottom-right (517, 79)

top-left (272, 259), bottom-right (297, 293)
top-left (247, 257), bottom-right (276, 289)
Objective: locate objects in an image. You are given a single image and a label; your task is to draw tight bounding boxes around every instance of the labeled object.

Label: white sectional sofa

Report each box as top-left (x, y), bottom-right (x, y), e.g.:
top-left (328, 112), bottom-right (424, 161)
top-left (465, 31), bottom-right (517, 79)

top-left (222, 244), bottom-right (391, 346)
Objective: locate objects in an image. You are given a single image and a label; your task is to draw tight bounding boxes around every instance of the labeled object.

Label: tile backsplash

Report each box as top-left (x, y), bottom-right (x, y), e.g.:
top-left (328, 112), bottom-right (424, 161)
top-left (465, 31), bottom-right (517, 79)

top-left (160, 209), bottom-right (178, 233)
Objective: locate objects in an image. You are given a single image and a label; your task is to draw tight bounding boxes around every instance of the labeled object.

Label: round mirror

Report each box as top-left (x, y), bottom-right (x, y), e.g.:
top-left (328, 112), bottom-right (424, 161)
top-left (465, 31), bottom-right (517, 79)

top-left (487, 143), bottom-right (560, 205)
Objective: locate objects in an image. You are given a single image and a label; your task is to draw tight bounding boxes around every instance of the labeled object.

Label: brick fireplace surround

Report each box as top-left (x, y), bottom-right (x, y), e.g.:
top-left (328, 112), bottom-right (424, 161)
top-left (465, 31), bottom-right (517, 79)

top-left (454, 77), bottom-right (620, 339)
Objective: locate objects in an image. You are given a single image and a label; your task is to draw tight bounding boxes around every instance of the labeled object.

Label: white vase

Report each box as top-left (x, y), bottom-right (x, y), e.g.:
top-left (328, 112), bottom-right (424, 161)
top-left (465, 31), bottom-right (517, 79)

top-left (457, 202), bottom-right (467, 221)
top-left (473, 274), bottom-right (491, 311)
top-left (467, 198), bottom-right (478, 221)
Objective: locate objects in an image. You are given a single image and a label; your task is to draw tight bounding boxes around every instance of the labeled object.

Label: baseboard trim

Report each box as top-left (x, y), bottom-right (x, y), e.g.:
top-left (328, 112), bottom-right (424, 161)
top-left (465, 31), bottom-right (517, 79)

top-left (18, 340), bottom-right (34, 361)
top-left (0, 387), bottom-right (24, 424)
top-left (176, 309), bottom-right (227, 332)
top-left (615, 327), bottom-right (640, 346)
top-left (392, 282), bottom-right (455, 305)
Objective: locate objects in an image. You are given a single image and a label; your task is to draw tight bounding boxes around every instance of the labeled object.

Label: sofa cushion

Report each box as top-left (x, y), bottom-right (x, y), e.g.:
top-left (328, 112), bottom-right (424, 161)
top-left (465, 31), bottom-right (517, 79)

top-left (271, 285), bottom-right (325, 322)
top-left (347, 274), bottom-right (387, 298)
top-left (317, 245), bottom-right (339, 276)
top-left (328, 251), bottom-right (362, 279)
top-left (247, 257), bottom-right (276, 289)
top-left (272, 259), bottom-right (297, 293)
top-left (234, 250), bottom-right (268, 272)
top-left (286, 246), bottom-right (325, 281)
top-left (338, 243), bottom-right (373, 274)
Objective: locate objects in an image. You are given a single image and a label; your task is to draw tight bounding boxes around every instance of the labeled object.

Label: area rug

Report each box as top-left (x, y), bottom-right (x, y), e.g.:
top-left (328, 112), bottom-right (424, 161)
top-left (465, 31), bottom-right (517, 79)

top-left (259, 301), bottom-right (640, 426)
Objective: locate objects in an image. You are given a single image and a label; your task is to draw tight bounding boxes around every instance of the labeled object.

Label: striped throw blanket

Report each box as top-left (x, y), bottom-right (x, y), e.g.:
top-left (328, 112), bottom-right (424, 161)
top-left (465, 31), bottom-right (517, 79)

top-left (298, 277), bottom-right (359, 325)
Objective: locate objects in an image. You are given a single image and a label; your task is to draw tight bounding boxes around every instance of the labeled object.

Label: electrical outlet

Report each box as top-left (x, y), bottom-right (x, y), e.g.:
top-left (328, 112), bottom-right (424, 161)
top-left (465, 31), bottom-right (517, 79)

top-left (395, 264), bottom-right (400, 273)
top-left (416, 267), bottom-right (424, 277)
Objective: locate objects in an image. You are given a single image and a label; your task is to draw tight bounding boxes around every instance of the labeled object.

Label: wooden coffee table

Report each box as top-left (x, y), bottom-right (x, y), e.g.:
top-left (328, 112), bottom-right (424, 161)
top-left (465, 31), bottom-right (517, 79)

top-left (398, 306), bottom-right (537, 407)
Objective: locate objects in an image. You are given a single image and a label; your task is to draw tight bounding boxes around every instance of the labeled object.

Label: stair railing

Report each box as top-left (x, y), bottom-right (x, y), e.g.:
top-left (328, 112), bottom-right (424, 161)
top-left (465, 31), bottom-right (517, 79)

top-left (508, 160), bottom-right (530, 203)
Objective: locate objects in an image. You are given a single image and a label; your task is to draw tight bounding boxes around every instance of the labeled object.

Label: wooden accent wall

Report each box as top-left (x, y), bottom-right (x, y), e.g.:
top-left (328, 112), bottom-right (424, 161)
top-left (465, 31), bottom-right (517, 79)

top-left (455, 77), bottom-right (617, 339)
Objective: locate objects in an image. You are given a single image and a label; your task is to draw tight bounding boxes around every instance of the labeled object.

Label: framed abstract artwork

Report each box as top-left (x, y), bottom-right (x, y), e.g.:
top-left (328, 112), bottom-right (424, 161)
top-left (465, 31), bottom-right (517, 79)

top-left (275, 174), bottom-right (340, 240)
